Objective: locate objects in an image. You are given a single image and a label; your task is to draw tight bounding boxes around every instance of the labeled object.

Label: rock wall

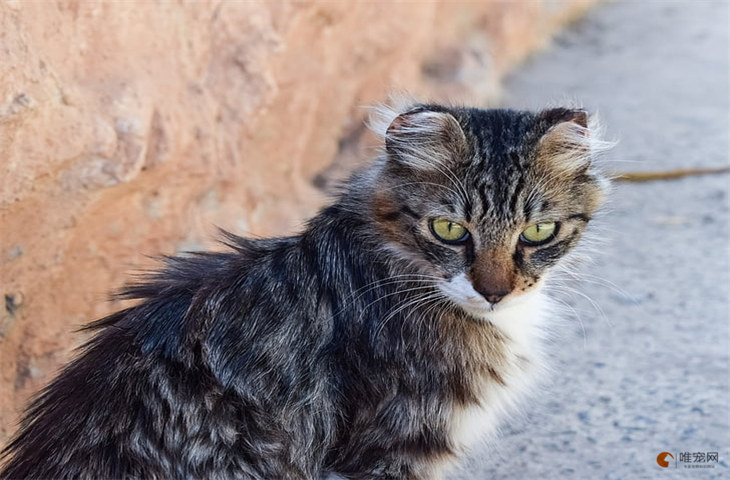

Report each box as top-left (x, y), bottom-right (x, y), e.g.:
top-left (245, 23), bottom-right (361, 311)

top-left (0, 0), bottom-right (595, 440)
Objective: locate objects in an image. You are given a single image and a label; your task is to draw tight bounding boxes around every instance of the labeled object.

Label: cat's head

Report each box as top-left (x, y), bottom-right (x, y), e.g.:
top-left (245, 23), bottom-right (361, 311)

top-left (368, 103), bottom-right (610, 316)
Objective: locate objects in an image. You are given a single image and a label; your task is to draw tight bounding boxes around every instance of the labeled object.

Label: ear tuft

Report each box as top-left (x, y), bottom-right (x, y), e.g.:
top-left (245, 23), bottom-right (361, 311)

top-left (570, 110), bottom-right (588, 129)
top-left (540, 108), bottom-right (588, 129)
top-left (366, 93), bottom-right (419, 138)
top-left (384, 108), bottom-right (467, 170)
top-left (536, 108), bottom-right (598, 173)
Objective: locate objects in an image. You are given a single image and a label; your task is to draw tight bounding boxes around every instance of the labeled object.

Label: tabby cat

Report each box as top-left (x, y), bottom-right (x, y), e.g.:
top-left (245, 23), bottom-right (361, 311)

top-left (0, 103), bottom-right (608, 479)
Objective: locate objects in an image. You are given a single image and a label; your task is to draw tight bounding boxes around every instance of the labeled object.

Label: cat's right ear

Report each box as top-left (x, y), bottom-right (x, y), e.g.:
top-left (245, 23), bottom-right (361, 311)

top-left (535, 108), bottom-right (602, 174)
top-left (384, 108), bottom-right (468, 170)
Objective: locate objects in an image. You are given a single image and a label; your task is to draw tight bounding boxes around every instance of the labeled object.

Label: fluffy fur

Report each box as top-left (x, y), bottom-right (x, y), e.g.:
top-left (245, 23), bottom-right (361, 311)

top-left (0, 103), bottom-right (608, 479)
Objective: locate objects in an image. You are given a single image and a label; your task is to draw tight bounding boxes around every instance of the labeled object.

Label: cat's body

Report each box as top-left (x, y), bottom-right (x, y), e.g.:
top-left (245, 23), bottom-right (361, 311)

top-left (1, 104), bottom-right (607, 479)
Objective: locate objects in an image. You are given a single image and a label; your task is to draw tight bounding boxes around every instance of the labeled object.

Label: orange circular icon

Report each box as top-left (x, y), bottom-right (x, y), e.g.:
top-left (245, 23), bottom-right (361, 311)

top-left (657, 452), bottom-right (674, 468)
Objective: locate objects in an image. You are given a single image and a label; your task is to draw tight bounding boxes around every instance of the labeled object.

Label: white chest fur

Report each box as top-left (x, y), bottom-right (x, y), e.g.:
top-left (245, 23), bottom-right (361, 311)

top-left (447, 291), bottom-right (552, 451)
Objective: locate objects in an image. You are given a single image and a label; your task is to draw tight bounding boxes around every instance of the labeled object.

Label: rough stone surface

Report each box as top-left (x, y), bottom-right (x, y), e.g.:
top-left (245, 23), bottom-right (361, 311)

top-left (449, 1), bottom-right (730, 478)
top-left (0, 1), bottom-right (594, 442)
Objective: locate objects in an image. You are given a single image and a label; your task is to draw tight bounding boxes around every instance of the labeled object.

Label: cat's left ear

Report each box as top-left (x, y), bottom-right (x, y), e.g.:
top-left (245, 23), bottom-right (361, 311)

top-left (384, 107), bottom-right (468, 170)
top-left (535, 108), bottom-right (593, 172)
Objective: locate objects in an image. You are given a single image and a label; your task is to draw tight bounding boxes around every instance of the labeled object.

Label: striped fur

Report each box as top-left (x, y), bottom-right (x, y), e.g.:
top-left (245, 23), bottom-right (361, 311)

top-left (0, 103), bottom-right (608, 479)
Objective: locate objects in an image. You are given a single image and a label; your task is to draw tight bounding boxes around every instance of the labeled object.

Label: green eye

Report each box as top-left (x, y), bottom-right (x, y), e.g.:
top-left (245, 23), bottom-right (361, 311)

top-left (430, 219), bottom-right (469, 244)
top-left (520, 221), bottom-right (558, 246)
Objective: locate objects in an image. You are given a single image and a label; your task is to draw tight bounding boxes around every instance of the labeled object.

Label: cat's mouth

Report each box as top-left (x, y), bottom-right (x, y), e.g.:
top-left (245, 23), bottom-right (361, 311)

top-left (455, 295), bottom-right (513, 316)
top-left (437, 273), bottom-right (538, 317)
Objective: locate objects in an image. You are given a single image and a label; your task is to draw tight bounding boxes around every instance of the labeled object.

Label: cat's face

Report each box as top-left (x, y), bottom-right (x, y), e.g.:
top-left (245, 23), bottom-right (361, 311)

top-left (371, 105), bottom-right (607, 316)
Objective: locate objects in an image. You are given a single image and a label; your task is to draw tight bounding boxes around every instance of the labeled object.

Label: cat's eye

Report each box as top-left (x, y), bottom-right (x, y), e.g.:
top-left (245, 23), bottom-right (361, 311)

top-left (430, 219), bottom-right (469, 244)
top-left (520, 222), bottom-right (558, 246)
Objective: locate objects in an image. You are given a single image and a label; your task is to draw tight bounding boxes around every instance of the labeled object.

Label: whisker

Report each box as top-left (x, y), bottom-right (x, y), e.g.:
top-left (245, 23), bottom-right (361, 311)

top-left (551, 283), bottom-right (612, 329)
top-left (375, 292), bottom-right (446, 339)
top-left (333, 274), bottom-right (443, 316)
top-left (357, 285), bottom-right (438, 322)
top-left (548, 294), bottom-right (588, 348)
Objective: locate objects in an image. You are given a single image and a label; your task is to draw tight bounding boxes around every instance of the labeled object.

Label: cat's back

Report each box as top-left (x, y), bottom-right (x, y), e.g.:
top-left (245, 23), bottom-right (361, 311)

top-left (0, 235), bottom-right (339, 479)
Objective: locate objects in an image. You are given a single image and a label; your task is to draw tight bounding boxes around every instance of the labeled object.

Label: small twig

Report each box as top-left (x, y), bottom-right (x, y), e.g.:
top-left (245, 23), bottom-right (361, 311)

top-left (610, 166), bottom-right (730, 183)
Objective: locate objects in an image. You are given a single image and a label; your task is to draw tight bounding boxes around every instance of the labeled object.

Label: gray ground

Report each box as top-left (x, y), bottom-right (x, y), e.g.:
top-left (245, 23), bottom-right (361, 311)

top-left (449, 1), bottom-right (730, 479)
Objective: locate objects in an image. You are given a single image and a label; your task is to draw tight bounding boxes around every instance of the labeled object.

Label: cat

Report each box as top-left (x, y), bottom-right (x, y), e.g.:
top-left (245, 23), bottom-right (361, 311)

top-left (0, 102), bottom-right (608, 480)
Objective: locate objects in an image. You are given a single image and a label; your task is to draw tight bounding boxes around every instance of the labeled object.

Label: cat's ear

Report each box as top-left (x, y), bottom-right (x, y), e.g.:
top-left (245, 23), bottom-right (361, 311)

top-left (535, 108), bottom-right (594, 173)
top-left (384, 108), bottom-right (468, 170)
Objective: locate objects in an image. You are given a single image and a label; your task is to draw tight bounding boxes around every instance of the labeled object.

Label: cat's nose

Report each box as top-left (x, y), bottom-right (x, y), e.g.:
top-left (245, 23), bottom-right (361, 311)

top-left (477, 289), bottom-right (509, 304)
top-left (470, 254), bottom-right (515, 306)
